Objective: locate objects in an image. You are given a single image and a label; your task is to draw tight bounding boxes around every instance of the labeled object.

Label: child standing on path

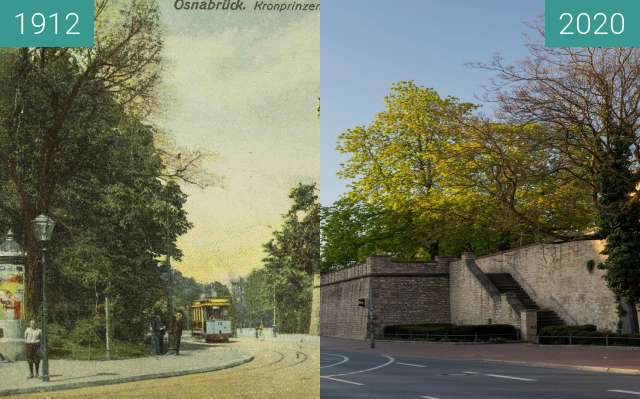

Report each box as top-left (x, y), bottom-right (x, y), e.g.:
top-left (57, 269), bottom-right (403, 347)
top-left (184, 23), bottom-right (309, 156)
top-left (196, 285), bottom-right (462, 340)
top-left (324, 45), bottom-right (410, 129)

top-left (24, 320), bottom-right (41, 379)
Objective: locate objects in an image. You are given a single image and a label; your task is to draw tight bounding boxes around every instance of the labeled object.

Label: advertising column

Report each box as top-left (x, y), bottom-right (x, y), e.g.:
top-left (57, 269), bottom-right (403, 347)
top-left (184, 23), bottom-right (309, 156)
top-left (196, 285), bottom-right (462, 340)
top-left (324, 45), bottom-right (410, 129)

top-left (0, 230), bottom-right (26, 361)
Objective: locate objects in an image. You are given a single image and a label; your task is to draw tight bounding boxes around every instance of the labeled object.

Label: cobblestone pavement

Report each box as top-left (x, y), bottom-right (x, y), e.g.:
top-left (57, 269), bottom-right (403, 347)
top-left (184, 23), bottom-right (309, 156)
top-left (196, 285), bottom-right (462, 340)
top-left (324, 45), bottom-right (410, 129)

top-left (5, 335), bottom-right (319, 399)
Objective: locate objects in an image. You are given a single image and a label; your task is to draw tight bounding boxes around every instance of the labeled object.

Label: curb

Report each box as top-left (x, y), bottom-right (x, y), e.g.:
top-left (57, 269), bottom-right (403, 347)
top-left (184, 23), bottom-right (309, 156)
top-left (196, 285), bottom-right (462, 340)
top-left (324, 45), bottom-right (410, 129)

top-left (0, 355), bottom-right (254, 397)
top-left (375, 339), bottom-right (518, 346)
top-left (478, 359), bottom-right (640, 376)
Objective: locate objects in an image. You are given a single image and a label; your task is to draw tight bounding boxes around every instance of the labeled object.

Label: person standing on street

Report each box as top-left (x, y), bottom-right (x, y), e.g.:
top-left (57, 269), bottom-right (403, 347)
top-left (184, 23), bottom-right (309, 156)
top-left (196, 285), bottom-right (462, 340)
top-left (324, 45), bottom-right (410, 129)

top-left (24, 320), bottom-right (41, 379)
top-left (172, 311), bottom-right (184, 355)
top-left (151, 314), bottom-right (163, 356)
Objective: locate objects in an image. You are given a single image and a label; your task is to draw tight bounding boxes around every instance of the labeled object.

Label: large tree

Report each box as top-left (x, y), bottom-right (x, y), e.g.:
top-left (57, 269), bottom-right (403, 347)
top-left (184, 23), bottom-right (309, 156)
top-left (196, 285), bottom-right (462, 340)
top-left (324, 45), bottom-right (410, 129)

top-left (262, 183), bottom-right (319, 333)
top-left (0, 1), bottom-right (210, 334)
top-left (333, 82), bottom-right (594, 267)
top-left (479, 44), bottom-right (640, 333)
top-left (0, 0), bottom-right (164, 314)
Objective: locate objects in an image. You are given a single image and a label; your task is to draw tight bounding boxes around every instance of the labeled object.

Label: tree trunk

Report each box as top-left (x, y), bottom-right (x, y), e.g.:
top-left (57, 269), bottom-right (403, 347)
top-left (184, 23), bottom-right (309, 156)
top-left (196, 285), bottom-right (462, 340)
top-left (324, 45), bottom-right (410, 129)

top-left (620, 299), bottom-right (640, 335)
top-left (23, 211), bottom-right (41, 319)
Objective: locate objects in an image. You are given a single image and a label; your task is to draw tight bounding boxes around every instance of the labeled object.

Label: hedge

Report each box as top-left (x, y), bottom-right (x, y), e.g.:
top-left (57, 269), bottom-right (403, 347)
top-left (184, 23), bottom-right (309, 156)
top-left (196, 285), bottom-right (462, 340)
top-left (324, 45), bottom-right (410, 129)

top-left (383, 324), bottom-right (518, 341)
top-left (538, 325), bottom-right (640, 346)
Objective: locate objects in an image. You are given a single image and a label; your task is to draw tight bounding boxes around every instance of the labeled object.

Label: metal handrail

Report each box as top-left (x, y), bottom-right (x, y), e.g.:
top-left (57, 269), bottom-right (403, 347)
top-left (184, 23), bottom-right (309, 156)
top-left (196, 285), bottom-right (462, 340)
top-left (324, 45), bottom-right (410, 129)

top-left (380, 332), bottom-right (518, 342)
top-left (538, 334), bottom-right (640, 346)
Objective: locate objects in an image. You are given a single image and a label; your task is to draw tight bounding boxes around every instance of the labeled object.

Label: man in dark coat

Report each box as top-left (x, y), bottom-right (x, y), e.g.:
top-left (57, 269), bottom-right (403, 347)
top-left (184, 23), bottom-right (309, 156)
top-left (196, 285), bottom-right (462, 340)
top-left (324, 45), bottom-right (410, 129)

top-left (151, 314), bottom-right (163, 355)
top-left (172, 311), bottom-right (184, 355)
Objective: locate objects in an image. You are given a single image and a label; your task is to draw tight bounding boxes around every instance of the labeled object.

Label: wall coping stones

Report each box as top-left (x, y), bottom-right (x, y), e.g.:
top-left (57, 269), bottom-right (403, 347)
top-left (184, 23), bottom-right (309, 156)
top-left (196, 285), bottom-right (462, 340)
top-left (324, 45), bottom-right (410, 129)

top-left (461, 257), bottom-right (501, 298)
top-left (320, 256), bottom-right (449, 287)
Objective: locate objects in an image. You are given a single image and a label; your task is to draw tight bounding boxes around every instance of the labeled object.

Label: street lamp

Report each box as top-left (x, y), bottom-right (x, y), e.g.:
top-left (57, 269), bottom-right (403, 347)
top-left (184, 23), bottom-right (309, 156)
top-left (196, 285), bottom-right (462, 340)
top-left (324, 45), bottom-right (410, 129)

top-left (31, 214), bottom-right (55, 382)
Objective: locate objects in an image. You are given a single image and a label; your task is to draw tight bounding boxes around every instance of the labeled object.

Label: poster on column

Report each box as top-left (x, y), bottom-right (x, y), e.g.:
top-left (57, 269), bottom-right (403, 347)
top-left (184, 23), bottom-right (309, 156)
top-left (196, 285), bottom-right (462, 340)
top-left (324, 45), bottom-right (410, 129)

top-left (0, 264), bottom-right (24, 321)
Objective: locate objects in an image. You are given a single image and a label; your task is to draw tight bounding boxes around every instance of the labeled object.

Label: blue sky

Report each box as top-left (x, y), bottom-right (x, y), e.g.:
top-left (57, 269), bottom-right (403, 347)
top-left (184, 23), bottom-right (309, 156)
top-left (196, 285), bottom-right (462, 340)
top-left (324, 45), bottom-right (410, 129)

top-left (321, 0), bottom-right (544, 205)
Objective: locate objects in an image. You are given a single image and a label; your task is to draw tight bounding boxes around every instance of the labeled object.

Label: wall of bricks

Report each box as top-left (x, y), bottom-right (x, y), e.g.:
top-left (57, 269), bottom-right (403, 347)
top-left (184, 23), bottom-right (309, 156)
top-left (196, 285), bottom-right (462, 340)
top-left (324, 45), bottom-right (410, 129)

top-left (320, 263), bottom-right (371, 339)
top-left (320, 256), bottom-right (450, 339)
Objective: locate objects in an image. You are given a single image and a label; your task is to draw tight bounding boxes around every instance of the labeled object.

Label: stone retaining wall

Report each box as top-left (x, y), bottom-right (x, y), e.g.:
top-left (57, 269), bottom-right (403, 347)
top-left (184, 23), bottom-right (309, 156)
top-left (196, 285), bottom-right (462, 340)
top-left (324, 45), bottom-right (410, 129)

top-left (450, 254), bottom-right (521, 329)
top-left (473, 240), bottom-right (619, 331)
top-left (320, 257), bottom-right (450, 339)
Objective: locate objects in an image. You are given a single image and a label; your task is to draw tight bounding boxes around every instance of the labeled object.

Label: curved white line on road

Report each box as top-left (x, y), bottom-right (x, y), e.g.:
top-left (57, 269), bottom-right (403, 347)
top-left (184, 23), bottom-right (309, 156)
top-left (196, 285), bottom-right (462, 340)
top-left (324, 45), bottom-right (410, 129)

top-left (320, 353), bottom-right (350, 369)
top-left (324, 355), bottom-right (395, 378)
top-left (609, 390), bottom-right (640, 396)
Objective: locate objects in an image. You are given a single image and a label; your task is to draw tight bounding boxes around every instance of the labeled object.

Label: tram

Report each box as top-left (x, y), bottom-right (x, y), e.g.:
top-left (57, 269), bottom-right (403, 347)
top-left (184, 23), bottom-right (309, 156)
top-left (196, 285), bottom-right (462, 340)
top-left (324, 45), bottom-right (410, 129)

top-left (190, 297), bottom-right (232, 342)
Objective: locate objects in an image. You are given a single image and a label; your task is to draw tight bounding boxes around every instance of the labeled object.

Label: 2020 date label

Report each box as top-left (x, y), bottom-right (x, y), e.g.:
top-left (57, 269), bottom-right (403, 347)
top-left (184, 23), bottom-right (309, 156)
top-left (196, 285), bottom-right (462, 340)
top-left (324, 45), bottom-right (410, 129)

top-left (0, 0), bottom-right (93, 48)
top-left (546, 0), bottom-right (640, 47)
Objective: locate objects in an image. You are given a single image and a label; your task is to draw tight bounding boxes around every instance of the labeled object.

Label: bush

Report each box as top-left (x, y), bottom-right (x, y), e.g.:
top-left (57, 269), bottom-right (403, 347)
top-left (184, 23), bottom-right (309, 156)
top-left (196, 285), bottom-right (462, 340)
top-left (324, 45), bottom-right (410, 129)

top-left (538, 324), bottom-right (598, 337)
top-left (69, 318), bottom-right (105, 346)
top-left (383, 324), bottom-right (518, 341)
top-left (48, 323), bottom-right (71, 357)
top-left (538, 325), bottom-right (640, 347)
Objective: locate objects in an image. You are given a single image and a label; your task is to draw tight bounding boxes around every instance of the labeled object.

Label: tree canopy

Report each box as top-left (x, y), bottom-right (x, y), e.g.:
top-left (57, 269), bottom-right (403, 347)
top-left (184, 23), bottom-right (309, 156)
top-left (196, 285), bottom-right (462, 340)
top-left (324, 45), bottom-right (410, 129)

top-left (0, 0), bottom-right (207, 341)
top-left (324, 42), bottom-right (640, 333)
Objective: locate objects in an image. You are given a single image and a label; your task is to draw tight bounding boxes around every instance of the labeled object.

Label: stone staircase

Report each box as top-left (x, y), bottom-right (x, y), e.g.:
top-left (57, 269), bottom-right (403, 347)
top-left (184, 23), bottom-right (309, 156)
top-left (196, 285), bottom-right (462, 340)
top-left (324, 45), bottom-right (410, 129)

top-left (486, 273), bottom-right (565, 331)
top-left (536, 310), bottom-right (566, 329)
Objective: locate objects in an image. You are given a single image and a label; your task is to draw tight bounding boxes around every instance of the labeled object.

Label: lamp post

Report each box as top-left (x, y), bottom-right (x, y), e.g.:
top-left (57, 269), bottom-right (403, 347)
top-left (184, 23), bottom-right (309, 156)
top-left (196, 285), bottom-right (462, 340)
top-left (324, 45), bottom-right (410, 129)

top-left (31, 214), bottom-right (55, 382)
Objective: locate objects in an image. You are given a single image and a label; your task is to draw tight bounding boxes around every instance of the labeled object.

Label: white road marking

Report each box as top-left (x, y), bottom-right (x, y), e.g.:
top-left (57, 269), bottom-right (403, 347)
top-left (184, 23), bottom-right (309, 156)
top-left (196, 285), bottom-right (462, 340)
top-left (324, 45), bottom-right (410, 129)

top-left (609, 390), bottom-right (640, 396)
top-left (398, 362), bottom-right (428, 368)
top-left (321, 376), bottom-right (364, 386)
top-left (320, 353), bottom-right (350, 369)
top-left (463, 371), bottom-right (479, 375)
top-left (421, 396), bottom-right (441, 399)
top-left (485, 373), bottom-right (536, 382)
top-left (324, 355), bottom-right (396, 378)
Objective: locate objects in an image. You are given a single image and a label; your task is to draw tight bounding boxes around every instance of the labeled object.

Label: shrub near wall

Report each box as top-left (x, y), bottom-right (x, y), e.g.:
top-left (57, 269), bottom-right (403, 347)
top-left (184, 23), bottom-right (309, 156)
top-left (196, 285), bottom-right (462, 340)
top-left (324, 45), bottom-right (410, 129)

top-left (383, 324), bottom-right (518, 342)
top-left (539, 325), bottom-right (640, 347)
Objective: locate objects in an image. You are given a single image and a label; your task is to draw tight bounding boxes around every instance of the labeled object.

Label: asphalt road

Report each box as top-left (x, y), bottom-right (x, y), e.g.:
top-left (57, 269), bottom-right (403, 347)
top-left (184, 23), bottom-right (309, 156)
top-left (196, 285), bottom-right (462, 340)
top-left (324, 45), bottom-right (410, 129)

top-left (321, 347), bottom-right (640, 399)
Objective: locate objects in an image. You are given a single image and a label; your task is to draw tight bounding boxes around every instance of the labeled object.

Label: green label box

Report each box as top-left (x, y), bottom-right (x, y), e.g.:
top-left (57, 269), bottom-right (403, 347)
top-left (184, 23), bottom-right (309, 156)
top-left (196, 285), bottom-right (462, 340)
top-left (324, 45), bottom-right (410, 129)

top-left (546, 0), bottom-right (640, 47)
top-left (0, 0), bottom-right (94, 48)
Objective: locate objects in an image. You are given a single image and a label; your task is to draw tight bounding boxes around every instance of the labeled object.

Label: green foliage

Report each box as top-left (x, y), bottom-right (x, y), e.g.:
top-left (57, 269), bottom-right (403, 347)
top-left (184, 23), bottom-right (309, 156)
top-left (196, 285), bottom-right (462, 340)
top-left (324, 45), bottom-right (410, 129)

top-left (230, 278), bottom-right (247, 328)
top-left (172, 270), bottom-right (205, 313)
top-left (325, 81), bottom-right (595, 272)
top-left (243, 269), bottom-right (274, 328)
top-left (538, 325), bottom-right (640, 346)
top-left (321, 198), bottom-right (434, 272)
top-left (0, 1), bottom-right (197, 345)
top-left (538, 325), bottom-right (598, 336)
top-left (69, 318), bottom-right (106, 346)
top-left (480, 46), bottom-right (640, 332)
top-left (595, 135), bottom-right (640, 306)
top-left (242, 183), bottom-right (319, 334)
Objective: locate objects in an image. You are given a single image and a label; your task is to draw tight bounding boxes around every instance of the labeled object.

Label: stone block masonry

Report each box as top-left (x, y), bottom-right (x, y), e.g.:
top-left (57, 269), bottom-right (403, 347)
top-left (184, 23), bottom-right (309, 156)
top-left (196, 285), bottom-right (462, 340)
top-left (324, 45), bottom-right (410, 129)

top-left (320, 240), bottom-right (637, 341)
top-left (474, 240), bottom-right (619, 331)
top-left (450, 253), bottom-right (521, 328)
top-left (320, 256), bottom-right (450, 339)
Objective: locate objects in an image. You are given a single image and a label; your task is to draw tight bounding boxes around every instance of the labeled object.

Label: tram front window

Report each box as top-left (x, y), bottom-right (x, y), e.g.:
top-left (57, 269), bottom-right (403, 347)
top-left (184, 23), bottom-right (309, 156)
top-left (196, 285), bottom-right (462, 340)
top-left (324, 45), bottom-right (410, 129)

top-left (207, 307), bottom-right (224, 320)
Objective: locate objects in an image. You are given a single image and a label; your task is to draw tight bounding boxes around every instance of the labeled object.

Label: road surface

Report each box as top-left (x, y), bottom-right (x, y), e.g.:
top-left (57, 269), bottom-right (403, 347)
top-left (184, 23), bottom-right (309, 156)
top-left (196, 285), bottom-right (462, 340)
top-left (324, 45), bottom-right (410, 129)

top-left (9, 336), bottom-right (319, 399)
top-left (321, 346), bottom-right (640, 399)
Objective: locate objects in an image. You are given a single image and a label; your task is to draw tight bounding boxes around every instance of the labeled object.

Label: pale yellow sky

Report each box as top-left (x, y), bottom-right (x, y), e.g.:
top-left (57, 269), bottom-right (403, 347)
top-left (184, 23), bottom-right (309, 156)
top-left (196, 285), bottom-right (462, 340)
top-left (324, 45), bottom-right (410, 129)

top-left (155, 9), bottom-right (319, 283)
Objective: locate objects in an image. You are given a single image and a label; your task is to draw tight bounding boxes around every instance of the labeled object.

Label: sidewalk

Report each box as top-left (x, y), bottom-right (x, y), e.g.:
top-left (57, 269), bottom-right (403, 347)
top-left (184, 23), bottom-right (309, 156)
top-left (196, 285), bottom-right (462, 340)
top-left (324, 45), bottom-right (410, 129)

top-left (0, 342), bottom-right (252, 397)
top-left (321, 337), bottom-right (640, 375)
